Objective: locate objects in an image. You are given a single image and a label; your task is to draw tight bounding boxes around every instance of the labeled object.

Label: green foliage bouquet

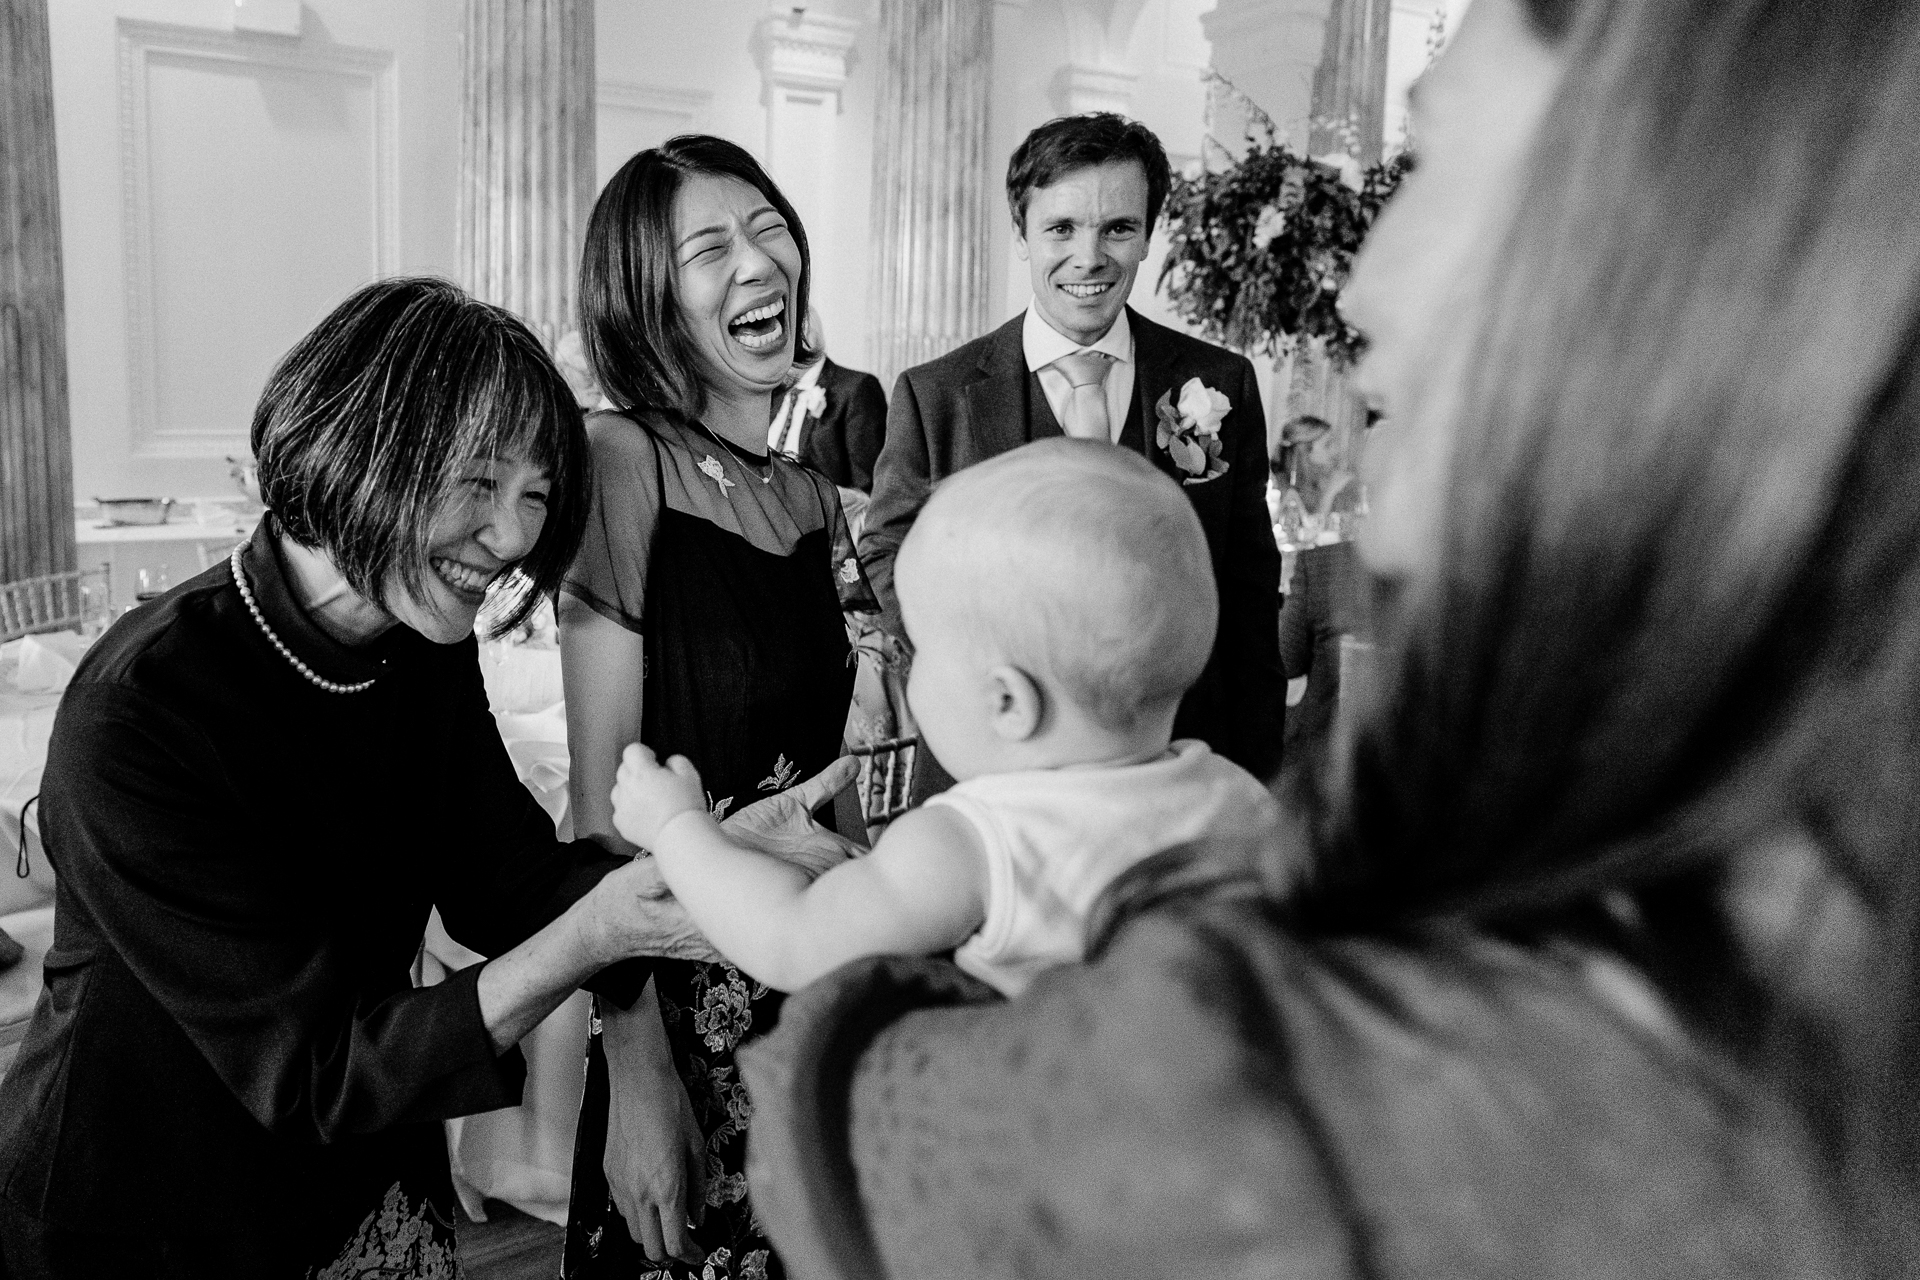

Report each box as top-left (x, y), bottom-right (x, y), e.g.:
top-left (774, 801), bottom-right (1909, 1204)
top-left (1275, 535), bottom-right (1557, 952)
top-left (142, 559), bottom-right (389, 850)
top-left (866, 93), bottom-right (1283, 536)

top-left (1159, 145), bottom-right (1411, 366)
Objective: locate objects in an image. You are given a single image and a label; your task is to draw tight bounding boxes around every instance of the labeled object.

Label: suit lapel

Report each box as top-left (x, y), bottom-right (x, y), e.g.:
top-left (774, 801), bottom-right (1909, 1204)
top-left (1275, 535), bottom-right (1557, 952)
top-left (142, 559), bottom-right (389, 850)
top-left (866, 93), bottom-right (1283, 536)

top-left (959, 316), bottom-right (1035, 460)
top-left (1130, 310), bottom-right (1182, 481)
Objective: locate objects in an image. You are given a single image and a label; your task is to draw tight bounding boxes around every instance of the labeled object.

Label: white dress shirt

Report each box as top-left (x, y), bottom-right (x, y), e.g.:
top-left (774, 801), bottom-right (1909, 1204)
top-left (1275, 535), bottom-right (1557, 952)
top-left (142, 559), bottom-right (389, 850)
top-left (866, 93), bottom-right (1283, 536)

top-left (1023, 303), bottom-right (1136, 445)
top-left (767, 357), bottom-right (827, 455)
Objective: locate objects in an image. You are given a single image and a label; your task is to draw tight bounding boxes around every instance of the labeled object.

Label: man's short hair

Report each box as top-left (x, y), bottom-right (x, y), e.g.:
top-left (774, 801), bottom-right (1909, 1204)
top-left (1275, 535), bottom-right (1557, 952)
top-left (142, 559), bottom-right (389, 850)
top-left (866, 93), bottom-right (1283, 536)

top-left (1006, 113), bottom-right (1173, 231)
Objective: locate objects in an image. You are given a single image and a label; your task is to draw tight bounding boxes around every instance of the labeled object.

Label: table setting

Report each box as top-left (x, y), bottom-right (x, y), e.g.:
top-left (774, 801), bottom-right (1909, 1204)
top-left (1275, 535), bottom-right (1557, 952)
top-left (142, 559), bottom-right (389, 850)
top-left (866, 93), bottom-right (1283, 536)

top-left (0, 631), bottom-right (84, 911)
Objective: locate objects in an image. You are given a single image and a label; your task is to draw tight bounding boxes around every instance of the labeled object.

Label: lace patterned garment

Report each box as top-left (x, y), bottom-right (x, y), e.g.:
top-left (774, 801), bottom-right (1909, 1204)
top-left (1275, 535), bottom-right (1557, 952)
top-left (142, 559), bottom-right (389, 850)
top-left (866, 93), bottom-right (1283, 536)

top-left (561, 411), bottom-right (870, 1280)
top-left (309, 1182), bottom-right (462, 1280)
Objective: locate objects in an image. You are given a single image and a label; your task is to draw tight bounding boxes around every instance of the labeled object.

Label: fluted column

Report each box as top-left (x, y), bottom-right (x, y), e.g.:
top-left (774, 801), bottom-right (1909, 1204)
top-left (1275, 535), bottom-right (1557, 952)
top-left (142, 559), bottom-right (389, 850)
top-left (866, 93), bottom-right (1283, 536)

top-left (458, 0), bottom-right (594, 349)
top-left (1309, 0), bottom-right (1393, 162)
top-left (1284, 0), bottom-right (1389, 455)
top-left (1, 0), bottom-right (75, 583)
top-left (868, 0), bottom-right (994, 387)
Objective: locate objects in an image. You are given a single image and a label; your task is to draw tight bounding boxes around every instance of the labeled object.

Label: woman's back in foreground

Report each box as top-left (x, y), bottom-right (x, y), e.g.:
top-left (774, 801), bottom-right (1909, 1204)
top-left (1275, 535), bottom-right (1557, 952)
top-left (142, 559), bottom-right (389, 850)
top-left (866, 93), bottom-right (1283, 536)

top-left (741, 0), bottom-right (1920, 1273)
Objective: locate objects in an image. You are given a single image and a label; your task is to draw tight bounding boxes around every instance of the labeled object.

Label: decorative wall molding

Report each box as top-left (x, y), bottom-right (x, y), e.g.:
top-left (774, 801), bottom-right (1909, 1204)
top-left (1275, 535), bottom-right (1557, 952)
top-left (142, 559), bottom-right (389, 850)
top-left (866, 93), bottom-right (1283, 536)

top-left (598, 80), bottom-right (712, 124)
top-left (757, 11), bottom-right (861, 105)
top-left (116, 20), bottom-right (397, 459)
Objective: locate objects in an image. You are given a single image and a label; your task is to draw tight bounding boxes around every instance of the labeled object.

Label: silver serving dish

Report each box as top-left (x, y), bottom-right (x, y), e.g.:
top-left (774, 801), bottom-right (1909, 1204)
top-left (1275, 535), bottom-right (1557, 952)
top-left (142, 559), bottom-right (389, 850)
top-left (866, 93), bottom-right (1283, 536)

top-left (95, 497), bottom-right (175, 526)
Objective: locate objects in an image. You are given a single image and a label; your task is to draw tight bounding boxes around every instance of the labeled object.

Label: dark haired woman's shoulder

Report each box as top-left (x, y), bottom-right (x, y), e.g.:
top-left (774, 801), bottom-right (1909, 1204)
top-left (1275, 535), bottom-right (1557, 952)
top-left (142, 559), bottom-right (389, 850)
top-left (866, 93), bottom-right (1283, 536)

top-left (582, 407), bottom-right (676, 459)
top-left (51, 563), bottom-right (261, 754)
top-left (745, 894), bottom-right (1842, 1279)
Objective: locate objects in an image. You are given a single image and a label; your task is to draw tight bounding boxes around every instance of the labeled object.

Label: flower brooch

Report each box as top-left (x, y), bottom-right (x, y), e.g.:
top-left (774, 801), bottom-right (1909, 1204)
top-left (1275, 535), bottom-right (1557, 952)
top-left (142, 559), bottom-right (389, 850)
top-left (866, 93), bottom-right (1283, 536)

top-left (1155, 376), bottom-right (1232, 485)
top-left (698, 454), bottom-right (736, 494)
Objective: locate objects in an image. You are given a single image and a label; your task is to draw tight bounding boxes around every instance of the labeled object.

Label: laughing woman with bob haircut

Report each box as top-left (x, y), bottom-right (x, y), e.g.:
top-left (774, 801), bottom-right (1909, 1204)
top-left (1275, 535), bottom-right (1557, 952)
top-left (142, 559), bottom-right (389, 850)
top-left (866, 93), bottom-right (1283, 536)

top-left (0, 277), bottom-right (834, 1277)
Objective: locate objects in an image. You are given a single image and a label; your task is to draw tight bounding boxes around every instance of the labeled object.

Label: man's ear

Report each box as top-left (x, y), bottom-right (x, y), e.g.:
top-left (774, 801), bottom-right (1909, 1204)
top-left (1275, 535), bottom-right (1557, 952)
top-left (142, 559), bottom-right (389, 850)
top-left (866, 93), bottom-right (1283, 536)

top-left (985, 664), bottom-right (1044, 742)
top-left (1012, 215), bottom-right (1030, 262)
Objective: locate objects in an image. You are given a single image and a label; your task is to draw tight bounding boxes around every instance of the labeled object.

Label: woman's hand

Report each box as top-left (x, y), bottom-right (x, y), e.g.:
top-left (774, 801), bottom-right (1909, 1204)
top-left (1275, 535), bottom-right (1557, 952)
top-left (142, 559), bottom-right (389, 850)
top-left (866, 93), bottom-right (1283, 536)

top-left (720, 757), bottom-right (863, 879)
top-left (601, 986), bottom-right (708, 1266)
top-left (581, 758), bottom-right (859, 975)
top-left (581, 858), bottom-right (724, 965)
top-left (613, 745), bottom-right (710, 850)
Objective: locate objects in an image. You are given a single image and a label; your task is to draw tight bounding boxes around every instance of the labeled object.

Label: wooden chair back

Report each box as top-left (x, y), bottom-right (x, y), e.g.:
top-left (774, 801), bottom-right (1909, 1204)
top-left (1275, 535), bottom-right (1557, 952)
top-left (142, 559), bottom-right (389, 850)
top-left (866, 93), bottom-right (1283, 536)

top-left (0, 566), bottom-right (111, 644)
top-left (848, 735), bottom-right (919, 830)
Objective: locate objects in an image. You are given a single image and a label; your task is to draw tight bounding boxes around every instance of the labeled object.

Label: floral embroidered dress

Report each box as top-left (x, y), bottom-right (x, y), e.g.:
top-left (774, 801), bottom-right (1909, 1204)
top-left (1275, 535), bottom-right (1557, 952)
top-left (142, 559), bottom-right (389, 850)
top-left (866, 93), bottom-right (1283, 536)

top-left (560, 410), bottom-right (869, 1280)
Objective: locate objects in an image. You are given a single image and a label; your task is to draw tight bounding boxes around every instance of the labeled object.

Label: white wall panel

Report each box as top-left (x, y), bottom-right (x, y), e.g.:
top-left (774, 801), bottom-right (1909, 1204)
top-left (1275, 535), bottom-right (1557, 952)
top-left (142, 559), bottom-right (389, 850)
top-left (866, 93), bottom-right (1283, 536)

top-left (118, 20), bottom-right (396, 460)
top-left (595, 81), bottom-right (711, 190)
top-left (51, 0), bottom-right (462, 503)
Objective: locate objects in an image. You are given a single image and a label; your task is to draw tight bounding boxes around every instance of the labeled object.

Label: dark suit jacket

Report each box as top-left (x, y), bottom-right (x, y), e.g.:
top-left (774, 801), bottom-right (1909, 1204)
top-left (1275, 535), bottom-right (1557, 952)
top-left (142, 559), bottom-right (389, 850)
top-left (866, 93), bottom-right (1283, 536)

top-left (862, 308), bottom-right (1284, 780)
top-left (795, 359), bottom-right (888, 493)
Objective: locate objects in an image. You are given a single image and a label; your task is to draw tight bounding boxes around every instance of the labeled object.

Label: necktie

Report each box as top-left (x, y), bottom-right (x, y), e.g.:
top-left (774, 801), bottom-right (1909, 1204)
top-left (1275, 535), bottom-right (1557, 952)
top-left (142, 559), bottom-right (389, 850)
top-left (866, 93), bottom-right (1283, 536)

top-left (1054, 350), bottom-right (1114, 441)
top-left (768, 387), bottom-right (799, 455)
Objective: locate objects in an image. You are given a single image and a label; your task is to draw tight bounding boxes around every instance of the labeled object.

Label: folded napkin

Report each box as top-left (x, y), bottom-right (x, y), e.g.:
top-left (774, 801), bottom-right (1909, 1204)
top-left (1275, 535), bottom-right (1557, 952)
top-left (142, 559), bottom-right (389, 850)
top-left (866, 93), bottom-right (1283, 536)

top-left (494, 703), bottom-right (570, 831)
top-left (12, 631), bottom-right (90, 694)
top-left (480, 643), bottom-right (564, 715)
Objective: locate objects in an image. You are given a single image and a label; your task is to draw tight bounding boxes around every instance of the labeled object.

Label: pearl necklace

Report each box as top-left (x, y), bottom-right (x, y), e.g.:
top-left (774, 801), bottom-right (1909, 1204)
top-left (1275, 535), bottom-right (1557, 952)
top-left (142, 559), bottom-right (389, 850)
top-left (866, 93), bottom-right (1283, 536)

top-left (229, 544), bottom-right (378, 694)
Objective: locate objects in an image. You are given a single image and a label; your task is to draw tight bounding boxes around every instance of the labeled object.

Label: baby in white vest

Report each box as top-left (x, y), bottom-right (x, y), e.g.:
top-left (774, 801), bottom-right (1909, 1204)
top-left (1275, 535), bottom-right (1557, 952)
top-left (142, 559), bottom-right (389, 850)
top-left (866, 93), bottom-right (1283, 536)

top-left (611, 437), bottom-right (1278, 997)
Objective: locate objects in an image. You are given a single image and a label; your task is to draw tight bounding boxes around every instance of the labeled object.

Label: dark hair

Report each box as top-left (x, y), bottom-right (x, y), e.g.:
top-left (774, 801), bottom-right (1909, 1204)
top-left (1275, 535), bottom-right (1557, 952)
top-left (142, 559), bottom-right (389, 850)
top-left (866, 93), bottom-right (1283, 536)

top-left (1006, 113), bottom-right (1172, 232)
top-left (1289, 0), bottom-right (1920, 1264)
top-left (252, 276), bottom-right (587, 636)
top-left (578, 135), bottom-right (815, 419)
top-left (1519, 0), bottom-right (1580, 41)
top-left (1272, 414), bottom-right (1334, 476)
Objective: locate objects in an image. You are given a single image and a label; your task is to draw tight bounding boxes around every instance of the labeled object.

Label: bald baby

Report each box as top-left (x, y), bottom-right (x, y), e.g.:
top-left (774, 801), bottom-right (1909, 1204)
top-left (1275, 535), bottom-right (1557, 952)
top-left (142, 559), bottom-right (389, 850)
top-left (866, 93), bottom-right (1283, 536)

top-left (897, 437), bottom-right (1218, 735)
top-left (609, 437), bottom-right (1276, 998)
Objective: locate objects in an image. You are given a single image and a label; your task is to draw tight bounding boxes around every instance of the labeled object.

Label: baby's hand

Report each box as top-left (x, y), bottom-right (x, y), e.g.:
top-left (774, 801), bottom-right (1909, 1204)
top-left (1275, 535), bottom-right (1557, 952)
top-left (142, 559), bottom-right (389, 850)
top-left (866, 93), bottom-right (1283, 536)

top-left (611, 744), bottom-right (708, 849)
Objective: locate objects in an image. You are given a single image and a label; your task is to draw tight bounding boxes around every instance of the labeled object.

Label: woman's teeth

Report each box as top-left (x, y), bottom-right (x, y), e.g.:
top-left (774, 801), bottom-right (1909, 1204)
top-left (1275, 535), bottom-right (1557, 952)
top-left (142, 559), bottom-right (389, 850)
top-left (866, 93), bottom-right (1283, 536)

top-left (729, 298), bottom-right (787, 351)
top-left (432, 557), bottom-right (491, 596)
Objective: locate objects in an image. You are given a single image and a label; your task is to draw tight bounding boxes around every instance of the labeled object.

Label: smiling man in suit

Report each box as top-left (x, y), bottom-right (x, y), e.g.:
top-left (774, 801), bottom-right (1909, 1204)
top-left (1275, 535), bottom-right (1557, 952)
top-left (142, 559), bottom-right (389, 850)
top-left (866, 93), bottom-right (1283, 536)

top-left (862, 112), bottom-right (1284, 784)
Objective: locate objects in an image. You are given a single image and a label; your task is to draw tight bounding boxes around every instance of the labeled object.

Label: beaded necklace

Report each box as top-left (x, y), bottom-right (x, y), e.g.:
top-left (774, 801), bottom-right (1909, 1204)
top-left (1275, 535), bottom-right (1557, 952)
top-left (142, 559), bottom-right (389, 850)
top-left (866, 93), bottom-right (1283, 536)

top-left (229, 544), bottom-right (378, 695)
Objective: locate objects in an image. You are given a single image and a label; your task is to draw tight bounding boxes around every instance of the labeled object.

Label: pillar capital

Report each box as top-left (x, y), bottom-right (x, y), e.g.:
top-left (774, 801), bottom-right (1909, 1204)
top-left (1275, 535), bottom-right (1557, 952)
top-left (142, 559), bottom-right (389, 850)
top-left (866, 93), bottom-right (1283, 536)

top-left (758, 11), bottom-right (861, 106)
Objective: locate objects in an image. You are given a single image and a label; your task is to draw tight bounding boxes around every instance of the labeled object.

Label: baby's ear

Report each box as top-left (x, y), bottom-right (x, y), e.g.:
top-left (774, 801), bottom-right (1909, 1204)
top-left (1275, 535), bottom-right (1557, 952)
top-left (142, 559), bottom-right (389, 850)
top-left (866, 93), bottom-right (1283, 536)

top-left (986, 664), bottom-right (1045, 742)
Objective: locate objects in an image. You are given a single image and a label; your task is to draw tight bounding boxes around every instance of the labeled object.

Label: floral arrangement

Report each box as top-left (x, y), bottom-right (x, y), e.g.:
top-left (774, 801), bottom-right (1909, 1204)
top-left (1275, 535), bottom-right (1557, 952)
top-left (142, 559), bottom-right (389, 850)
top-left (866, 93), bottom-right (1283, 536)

top-left (1159, 143), bottom-right (1411, 366)
top-left (1155, 377), bottom-right (1233, 485)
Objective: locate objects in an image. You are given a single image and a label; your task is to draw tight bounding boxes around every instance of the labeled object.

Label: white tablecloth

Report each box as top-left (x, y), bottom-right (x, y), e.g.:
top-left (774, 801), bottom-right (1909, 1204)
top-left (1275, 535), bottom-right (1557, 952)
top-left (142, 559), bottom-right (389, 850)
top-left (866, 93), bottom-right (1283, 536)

top-left (0, 640), bottom-right (64, 916)
top-left (436, 641), bottom-right (586, 1227)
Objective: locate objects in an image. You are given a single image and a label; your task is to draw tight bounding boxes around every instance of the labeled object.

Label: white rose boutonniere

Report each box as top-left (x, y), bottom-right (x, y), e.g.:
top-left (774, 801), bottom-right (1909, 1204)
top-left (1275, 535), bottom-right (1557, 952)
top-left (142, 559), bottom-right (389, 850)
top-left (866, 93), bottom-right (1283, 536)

top-left (1156, 376), bottom-right (1232, 484)
top-left (795, 383), bottom-right (827, 419)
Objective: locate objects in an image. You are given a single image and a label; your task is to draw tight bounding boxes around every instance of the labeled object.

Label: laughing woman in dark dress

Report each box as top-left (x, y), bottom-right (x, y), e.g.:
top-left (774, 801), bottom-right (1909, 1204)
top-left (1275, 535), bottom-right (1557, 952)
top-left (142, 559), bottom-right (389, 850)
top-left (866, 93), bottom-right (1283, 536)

top-left (558, 137), bottom-right (871, 1280)
top-left (0, 278), bottom-right (730, 1277)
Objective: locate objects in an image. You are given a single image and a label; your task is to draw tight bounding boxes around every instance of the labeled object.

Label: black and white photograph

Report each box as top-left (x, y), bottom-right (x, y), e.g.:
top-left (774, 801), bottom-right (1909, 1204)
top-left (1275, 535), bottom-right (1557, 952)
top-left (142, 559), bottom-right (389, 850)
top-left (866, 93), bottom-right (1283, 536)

top-left (0, 0), bottom-right (1910, 1275)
